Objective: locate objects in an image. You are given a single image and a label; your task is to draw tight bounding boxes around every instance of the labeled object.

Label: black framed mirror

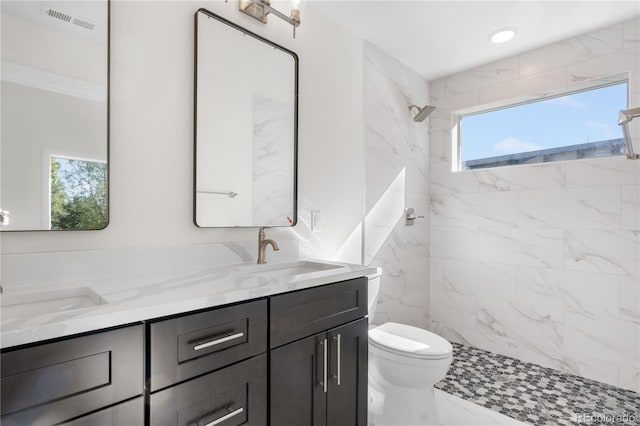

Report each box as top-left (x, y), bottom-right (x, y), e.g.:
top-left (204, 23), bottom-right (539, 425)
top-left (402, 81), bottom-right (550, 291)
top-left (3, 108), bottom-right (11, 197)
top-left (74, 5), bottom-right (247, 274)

top-left (194, 9), bottom-right (298, 228)
top-left (0, 0), bottom-right (109, 231)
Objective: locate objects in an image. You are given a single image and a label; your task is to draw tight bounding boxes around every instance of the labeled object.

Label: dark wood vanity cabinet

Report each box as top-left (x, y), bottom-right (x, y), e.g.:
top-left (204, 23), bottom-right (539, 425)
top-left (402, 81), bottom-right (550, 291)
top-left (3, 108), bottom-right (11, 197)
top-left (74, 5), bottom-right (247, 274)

top-left (270, 278), bottom-right (369, 426)
top-left (1, 275), bottom-right (368, 426)
top-left (0, 324), bottom-right (144, 426)
top-left (271, 318), bottom-right (368, 426)
top-left (148, 278), bottom-right (367, 426)
top-left (147, 299), bottom-right (268, 426)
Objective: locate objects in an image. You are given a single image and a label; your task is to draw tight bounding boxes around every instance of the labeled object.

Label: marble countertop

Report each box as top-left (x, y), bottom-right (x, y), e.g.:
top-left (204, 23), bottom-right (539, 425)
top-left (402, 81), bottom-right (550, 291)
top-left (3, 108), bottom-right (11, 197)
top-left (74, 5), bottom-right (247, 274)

top-left (0, 259), bottom-right (377, 349)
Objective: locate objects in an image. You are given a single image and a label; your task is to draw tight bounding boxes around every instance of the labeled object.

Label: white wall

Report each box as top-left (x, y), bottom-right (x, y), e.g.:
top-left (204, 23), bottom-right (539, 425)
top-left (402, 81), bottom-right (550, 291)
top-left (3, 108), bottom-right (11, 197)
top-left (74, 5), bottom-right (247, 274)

top-left (1, 82), bottom-right (107, 230)
top-left (1, 1), bottom-right (364, 270)
top-left (428, 18), bottom-right (640, 392)
top-left (364, 42), bottom-right (429, 328)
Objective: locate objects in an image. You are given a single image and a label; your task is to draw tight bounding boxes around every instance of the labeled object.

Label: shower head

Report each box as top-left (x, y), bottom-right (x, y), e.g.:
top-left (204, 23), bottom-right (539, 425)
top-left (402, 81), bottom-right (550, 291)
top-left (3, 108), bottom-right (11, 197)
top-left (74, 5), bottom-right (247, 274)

top-left (409, 104), bottom-right (436, 122)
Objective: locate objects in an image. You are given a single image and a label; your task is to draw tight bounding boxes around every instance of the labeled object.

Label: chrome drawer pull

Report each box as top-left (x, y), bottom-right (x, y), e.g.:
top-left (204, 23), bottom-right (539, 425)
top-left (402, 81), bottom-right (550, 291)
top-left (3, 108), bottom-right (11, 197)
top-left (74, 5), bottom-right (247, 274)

top-left (322, 338), bottom-right (328, 393)
top-left (198, 407), bottom-right (244, 426)
top-left (193, 332), bottom-right (244, 351)
top-left (336, 333), bottom-right (341, 386)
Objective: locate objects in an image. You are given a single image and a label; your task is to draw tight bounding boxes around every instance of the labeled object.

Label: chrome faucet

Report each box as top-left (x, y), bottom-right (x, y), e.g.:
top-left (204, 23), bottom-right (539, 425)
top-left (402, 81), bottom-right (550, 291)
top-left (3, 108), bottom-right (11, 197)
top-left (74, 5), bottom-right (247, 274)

top-left (257, 227), bottom-right (279, 264)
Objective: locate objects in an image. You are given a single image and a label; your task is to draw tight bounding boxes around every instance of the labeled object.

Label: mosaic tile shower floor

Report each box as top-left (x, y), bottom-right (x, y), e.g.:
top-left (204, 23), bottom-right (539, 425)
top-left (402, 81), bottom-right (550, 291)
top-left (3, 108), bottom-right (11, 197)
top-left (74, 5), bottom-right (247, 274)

top-left (435, 343), bottom-right (639, 426)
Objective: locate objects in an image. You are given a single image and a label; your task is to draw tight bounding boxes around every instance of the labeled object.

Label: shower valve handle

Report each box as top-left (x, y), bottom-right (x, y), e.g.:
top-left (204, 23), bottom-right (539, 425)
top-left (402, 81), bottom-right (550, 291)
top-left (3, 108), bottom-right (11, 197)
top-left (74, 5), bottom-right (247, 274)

top-left (405, 208), bottom-right (424, 226)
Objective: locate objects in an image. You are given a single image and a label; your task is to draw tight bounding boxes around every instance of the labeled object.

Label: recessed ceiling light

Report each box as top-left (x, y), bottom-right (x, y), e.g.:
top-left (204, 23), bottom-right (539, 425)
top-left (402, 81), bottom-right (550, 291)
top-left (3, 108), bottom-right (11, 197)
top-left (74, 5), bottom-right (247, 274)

top-left (490, 27), bottom-right (517, 44)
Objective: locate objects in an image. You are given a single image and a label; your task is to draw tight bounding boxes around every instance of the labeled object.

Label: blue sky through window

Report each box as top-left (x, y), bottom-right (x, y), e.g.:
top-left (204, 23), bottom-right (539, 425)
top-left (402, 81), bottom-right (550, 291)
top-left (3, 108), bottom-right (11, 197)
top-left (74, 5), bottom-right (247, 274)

top-left (460, 82), bottom-right (628, 162)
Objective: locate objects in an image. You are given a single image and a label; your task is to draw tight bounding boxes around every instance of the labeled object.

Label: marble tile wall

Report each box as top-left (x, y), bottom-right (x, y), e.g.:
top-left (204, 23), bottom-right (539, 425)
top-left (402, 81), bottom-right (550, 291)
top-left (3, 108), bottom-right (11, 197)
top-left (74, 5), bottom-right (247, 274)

top-left (364, 42), bottom-right (429, 328)
top-left (428, 18), bottom-right (640, 392)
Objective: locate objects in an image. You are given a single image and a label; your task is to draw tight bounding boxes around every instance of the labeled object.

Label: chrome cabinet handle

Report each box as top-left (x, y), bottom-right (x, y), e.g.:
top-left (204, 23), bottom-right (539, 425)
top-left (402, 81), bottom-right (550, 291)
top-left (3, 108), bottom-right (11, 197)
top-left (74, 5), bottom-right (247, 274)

top-left (193, 332), bottom-right (244, 351)
top-left (196, 407), bottom-right (244, 426)
top-left (321, 338), bottom-right (328, 393)
top-left (334, 334), bottom-right (341, 386)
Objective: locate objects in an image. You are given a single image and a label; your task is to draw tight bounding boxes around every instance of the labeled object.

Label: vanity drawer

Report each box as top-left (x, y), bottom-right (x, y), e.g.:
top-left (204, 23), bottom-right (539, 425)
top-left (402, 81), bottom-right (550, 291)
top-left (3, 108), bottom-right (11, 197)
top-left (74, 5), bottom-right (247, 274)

top-left (149, 353), bottom-right (267, 426)
top-left (149, 299), bottom-right (267, 391)
top-left (0, 324), bottom-right (143, 426)
top-left (61, 397), bottom-right (143, 426)
top-left (270, 277), bottom-right (367, 348)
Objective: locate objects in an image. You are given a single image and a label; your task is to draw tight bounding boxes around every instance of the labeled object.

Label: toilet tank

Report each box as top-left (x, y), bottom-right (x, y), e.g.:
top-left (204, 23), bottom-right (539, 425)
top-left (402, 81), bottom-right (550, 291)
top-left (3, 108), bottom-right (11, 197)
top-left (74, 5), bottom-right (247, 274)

top-left (367, 267), bottom-right (382, 323)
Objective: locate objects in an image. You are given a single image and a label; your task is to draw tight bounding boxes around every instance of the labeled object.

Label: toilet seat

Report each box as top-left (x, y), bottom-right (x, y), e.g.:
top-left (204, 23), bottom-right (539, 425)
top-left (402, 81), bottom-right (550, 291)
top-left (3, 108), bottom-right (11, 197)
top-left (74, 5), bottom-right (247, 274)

top-left (369, 322), bottom-right (453, 360)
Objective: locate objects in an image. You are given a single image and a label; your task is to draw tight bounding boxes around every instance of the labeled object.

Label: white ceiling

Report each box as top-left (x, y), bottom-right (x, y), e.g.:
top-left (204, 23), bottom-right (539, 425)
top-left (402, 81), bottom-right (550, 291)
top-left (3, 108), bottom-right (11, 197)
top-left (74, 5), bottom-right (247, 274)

top-left (310, 1), bottom-right (640, 80)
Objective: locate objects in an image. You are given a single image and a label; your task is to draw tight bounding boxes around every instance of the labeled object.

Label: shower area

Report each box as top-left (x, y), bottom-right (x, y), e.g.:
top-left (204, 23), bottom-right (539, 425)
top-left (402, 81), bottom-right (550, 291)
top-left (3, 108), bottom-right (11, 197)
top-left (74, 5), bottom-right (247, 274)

top-left (364, 15), bottom-right (639, 425)
top-left (426, 17), bottom-right (639, 394)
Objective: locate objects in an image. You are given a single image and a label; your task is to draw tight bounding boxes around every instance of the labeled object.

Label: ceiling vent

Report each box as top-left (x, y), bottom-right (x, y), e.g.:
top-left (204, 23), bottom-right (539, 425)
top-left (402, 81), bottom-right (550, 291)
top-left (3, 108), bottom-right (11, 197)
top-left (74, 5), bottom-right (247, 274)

top-left (45, 7), bottom-right (72, 23)
top-left (42, 6), bottom-right (96, 31)
top-left (72, 18), bottom-right (95, 31)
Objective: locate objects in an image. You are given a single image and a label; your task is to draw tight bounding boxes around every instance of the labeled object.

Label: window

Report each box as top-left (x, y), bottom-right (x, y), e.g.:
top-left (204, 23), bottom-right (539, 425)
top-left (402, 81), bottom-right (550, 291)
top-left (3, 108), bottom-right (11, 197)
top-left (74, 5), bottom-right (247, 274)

top-left (457, 81), bottom-right (628, 170)
top-left (50, 156), bottom-right (107, 230)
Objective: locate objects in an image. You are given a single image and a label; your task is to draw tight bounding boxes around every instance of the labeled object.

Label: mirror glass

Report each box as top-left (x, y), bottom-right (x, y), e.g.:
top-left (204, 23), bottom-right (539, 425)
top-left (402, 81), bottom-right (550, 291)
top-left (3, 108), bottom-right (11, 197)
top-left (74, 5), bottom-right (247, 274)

top-left (195, 9), bottom-right (297, 228)
top-left (0, 1), bottom-right (108, 231)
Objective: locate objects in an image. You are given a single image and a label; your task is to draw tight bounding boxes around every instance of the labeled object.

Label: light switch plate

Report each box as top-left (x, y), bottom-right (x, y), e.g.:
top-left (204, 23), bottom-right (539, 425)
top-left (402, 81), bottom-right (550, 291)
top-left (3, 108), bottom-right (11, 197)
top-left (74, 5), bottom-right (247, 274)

top-left (311, 210), bottom-right (321, 231)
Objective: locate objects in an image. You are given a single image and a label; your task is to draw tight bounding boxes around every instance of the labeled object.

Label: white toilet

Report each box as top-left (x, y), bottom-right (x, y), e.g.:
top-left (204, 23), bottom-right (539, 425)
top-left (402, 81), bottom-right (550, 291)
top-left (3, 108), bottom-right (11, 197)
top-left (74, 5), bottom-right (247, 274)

top-left (367, 267), bottom-right (453, 426)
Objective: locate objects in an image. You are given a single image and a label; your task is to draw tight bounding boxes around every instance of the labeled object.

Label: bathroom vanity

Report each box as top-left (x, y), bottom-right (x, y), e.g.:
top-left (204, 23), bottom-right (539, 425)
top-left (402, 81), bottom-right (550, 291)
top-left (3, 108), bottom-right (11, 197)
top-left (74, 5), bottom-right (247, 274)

top-left (0, 261), bottom-right (373, 426)
top-left (270, 279), bottom-right (368, 426)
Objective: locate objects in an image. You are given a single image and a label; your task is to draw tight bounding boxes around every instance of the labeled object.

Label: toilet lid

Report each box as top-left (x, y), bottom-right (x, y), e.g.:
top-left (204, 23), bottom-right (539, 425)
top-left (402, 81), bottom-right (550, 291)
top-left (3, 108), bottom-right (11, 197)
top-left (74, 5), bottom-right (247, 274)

top-left (369, 322), bottom-right (453, 360)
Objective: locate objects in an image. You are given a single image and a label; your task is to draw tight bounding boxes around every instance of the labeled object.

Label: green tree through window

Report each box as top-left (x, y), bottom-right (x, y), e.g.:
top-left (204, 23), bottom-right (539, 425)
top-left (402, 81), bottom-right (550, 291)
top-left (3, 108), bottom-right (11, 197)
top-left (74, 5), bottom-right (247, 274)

top-left (50, 157), bottom-right (107, 230)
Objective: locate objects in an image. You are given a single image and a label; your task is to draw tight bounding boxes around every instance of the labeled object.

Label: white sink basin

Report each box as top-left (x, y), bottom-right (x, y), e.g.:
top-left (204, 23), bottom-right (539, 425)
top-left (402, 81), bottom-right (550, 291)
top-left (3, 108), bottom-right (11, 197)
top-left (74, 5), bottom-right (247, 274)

top-left (1, 287), bottom-right (107, 319)
top-left (240, 260), bottom-right (343, 279)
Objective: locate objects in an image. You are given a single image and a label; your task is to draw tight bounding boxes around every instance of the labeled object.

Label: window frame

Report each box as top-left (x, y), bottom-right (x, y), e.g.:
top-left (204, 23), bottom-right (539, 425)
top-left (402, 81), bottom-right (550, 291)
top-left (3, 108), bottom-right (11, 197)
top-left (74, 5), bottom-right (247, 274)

top-left (452, 74), bottom-right (630, 172)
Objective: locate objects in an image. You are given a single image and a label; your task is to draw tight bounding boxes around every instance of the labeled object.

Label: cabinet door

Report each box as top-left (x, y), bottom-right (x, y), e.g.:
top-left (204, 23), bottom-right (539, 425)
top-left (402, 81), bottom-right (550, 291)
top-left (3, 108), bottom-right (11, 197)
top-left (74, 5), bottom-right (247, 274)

top-left (1, 324), bottom-right (143, 426)
top-left (270, 333), bottom-right (328, 426)
top-left (327, 318), bottom-right (368, 426)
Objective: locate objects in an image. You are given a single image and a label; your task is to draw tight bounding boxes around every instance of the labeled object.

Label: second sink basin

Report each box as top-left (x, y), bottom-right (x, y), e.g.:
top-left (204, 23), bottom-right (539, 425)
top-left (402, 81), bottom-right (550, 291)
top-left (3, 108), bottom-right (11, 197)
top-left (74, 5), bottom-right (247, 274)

top-left (1, 286), bottom-right (107, 321)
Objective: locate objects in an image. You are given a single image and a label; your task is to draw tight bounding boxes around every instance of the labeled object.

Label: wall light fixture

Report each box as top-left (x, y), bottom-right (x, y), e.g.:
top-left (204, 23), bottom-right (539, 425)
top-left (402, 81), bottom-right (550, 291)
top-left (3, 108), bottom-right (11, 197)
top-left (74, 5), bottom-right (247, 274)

top-left (239, 0), bottom-right (301, 38)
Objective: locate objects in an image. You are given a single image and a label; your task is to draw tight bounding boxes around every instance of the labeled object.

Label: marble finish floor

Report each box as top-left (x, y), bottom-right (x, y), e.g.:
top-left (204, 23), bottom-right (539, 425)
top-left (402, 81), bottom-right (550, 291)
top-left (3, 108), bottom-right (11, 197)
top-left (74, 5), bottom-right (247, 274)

top-left (369, 384), bottom-right (527, 425)
top-left (436, 343), bottom-right (640, 425)
top-left (435, 389), bottom-right (527, 425)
